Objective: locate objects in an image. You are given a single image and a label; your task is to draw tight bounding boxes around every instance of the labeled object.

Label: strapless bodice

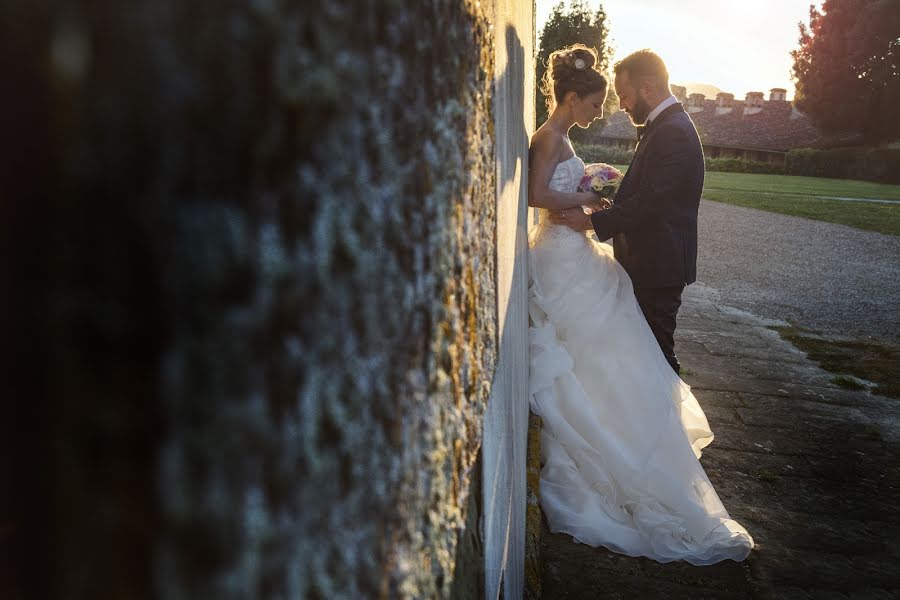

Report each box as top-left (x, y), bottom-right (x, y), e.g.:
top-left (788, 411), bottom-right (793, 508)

top-left (547, 154), bottom-right (584, 195)
top-left (532, 155), bottom-right (589, 251)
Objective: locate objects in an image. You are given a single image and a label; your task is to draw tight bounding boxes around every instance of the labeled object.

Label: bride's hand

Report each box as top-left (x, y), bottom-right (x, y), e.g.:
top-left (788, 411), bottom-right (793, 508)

top-left (547, 206), bottom-right (594, 231)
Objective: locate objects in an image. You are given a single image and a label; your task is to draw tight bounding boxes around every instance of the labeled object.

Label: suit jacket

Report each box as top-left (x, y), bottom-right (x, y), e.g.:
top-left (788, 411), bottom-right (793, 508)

top-left (590, 103), bottom-right (704, 289)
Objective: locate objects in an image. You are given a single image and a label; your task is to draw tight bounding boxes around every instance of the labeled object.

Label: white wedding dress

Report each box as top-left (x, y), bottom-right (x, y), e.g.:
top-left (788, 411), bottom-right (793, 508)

top-left (528, 155), bottom-right (753, 565)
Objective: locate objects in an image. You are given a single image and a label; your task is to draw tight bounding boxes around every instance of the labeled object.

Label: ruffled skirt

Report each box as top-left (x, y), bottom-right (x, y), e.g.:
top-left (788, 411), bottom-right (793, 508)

top-left (528, 223), bottom-right (753, 565)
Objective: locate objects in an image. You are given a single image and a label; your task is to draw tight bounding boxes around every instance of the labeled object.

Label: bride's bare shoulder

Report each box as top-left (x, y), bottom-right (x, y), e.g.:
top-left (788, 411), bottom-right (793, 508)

top-left (530, 126), bottom-right (564, 160)
top-left (530, 124), bottom-right (559, 146)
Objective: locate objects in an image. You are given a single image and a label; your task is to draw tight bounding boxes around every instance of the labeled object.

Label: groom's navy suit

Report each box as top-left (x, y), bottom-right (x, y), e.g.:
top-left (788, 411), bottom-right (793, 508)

top-left (591, 102), bottom-right (704, 373)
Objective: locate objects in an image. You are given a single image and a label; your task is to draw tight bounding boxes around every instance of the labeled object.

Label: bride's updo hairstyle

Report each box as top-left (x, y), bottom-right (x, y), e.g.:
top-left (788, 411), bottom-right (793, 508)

top-left (541, 44), bottom-right (608, 113)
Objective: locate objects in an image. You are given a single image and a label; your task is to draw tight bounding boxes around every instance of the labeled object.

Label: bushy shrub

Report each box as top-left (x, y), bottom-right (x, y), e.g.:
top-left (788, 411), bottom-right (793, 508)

top-left (786, 147), bottom-right (900, 183)
top-left (573, 143), bottom-right (634, 165)
top-left (705, 158), bottom-right (785, 175)
top-left (573, 143), bottom-right (788, 175)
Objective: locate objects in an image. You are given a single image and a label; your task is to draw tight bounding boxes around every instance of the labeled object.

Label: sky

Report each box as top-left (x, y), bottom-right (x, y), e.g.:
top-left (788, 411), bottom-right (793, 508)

top-left (535, 0), bottom-right (825, 99)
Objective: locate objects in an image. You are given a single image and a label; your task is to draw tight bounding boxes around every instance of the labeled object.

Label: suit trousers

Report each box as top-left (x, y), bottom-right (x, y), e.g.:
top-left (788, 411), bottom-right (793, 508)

top-left (633, 286), bottom-right (685, 375)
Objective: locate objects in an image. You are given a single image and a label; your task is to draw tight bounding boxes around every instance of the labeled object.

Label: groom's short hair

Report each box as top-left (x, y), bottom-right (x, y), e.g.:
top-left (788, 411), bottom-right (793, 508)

top-left (614, 50), bottom-right (670, 95)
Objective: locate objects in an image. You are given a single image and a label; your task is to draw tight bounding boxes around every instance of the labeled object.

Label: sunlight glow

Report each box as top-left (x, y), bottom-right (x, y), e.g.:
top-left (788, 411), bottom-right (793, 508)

top-left (536, 0), bottom-right (825, 99)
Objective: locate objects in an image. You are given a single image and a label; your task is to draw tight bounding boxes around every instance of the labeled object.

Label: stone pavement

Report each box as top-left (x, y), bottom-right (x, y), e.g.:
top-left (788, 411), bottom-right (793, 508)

top-left (537, 283), bottom-right (900, 599)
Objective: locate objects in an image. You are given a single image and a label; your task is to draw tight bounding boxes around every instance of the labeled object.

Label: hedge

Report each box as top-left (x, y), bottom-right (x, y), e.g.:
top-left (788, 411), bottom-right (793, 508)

top-left (573, 143), bottom-right (634, 165)
top-left (705, 158), bottom-right (785, 175)
top-left (785, 147), bottom-right (900, 184)
top-left (574, 144), bottom-right (785, 175)
top-left (573, 143), bottom-right (900, 184)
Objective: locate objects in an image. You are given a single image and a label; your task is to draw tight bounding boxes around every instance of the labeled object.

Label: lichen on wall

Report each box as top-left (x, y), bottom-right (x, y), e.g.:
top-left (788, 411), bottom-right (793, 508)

top-left (3, 1), bottom-right (498, 598)
top-left (153, 2), bottom-right (499, 597)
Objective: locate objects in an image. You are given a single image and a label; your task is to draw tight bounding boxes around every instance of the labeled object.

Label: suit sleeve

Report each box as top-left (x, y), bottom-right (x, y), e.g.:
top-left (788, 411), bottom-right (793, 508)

top-left (591, 124), bottom-right (695, 241)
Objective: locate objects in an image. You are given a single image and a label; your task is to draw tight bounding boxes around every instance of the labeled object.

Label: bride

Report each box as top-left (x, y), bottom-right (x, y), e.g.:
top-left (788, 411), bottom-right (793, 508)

top-left (527, 44), bottom-right (753, 565)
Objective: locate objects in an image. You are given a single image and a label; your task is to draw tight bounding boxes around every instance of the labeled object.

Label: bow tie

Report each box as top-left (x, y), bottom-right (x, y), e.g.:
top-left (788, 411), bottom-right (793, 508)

top-left (636, 125), bottom-right (647, 141)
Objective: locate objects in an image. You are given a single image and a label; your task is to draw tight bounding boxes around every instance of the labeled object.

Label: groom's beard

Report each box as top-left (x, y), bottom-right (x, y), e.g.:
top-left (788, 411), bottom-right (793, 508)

top-left (627, 96), bottom-right (652, 125)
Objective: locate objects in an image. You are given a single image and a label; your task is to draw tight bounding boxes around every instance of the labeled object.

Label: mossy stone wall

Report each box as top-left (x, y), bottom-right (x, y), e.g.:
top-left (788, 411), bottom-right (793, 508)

top-left (3, 1), bottom-right (501, 598)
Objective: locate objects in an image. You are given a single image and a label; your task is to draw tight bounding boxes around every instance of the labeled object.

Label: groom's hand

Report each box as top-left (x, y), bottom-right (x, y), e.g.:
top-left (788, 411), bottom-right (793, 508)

top-left (548, 206), bottom-right (594, 232)
top-left (584, 199), bottom-right (613, 213)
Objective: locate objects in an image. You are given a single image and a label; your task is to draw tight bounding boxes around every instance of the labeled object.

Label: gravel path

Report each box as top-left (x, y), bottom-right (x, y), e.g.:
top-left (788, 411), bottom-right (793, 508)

top-left (696, 200), bottom-right (900, 341)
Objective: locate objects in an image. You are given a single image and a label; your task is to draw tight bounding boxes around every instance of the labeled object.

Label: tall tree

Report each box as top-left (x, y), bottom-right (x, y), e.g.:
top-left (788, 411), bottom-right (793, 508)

top-left (536, 1), bottom-right (617, 129)
top-left (791, 0), bottom-right (900, 144)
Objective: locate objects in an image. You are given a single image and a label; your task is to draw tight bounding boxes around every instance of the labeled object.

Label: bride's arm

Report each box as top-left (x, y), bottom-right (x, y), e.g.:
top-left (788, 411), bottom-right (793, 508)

top-left (528, 133), bottom-right (597, 210)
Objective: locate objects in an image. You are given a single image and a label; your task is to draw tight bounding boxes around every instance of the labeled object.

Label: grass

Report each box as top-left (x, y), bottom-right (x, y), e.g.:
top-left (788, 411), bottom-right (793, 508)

top-left (831, 375), bottom-right (867, 391)
top-left (703, 171), bottom-right (900, 201)
top-left (770, 325), bottom-right (900, 399)
top-left (756, 470), bottom-right (778, 483)
top-left (609, 166), bottom-right (900, 236)
top-left (700, 189), bottom-right (900, 236)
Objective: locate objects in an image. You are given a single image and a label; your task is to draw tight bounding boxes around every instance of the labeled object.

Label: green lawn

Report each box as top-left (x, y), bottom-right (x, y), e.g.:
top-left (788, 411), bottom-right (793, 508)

top-left (703, 171), bottom-right (900, 201)
top-left (700, 190), bottom-right (900, 236)
top-left (610, 166), bottom-right (900, 236)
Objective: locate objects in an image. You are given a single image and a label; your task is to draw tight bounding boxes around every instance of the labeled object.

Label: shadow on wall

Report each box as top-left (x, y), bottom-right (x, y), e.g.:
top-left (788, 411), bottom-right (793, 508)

top-left (499, 24), bottom-right (528, 191)
top-left (451, 22), bottom-right (531, 600)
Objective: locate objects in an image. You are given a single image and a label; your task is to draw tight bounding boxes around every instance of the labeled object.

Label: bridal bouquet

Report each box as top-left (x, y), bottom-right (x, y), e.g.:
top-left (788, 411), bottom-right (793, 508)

top-left (579, 162), bottom-right (623, 198)
top-left (579, 162), bottom-right (623, 214)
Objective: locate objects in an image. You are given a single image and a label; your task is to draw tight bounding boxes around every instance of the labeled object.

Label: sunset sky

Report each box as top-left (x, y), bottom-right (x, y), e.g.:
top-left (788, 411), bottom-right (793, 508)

top-left (535, 0), bottom-right (825, 99)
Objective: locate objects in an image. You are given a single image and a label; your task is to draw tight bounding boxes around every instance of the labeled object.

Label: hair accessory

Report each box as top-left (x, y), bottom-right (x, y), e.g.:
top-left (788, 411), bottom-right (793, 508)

top-left (574, 58), bottom-right (586, 70)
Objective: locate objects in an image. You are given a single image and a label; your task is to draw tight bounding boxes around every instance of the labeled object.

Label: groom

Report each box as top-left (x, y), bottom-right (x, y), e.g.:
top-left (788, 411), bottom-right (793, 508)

top-left (550, 49), bottom-right (704, 375)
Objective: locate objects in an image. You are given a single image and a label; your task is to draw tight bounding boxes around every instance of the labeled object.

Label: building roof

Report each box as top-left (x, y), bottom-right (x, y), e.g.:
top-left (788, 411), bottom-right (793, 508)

top-left (598, 99), bottom-right (822, 152)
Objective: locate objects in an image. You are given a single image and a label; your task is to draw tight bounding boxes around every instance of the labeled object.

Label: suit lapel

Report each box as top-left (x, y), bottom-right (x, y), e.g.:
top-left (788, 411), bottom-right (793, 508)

top-left (616, 103), bottom-right (687, 202)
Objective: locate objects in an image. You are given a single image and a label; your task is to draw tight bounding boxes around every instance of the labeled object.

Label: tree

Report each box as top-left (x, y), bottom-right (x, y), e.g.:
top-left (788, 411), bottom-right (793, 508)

top-left (791, 0), bottom-right (900, 144)
top-left (536, 0), bottom-right (617, 132)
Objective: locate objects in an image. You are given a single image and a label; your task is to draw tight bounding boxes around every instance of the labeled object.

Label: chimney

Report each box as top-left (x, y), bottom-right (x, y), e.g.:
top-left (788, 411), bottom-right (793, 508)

top-left (769, 88), bottom-right (787, 102)
top-left (715, 92), bottom-right (734, 115)
top-left (686, 93), bottom-right (705, 113)
top-left (744, 91), bottom-right (764, 115)
top-left (670, 85), bottom-right (687, 103)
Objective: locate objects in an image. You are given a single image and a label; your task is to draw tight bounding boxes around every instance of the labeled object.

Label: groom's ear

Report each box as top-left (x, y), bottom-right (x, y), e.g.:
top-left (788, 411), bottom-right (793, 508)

top-left (635, 78), bottom-right (650, 98)
top-left (638, 76), bottom-right (659, 99)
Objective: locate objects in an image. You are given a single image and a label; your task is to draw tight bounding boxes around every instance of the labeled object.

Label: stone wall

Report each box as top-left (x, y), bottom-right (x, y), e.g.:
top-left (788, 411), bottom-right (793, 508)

top-left (2, 1), bottom-right (511, 598)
